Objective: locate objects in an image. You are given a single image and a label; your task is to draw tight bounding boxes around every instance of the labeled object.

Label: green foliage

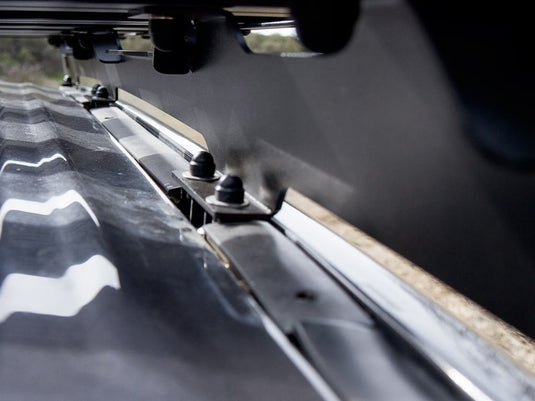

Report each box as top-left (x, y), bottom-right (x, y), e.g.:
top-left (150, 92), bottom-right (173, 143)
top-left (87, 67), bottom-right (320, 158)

top-left (0, 38), bottom-right (63, 86)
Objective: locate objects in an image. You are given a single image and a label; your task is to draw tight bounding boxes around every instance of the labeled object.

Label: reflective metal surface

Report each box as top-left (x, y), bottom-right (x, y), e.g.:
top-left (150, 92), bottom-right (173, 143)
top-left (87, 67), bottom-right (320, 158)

top-left (67, 0), bottom-right (535, 337)
top-left (204, 221), bottom-right (466, 401)
top-left (0, 81), bottom-right (325, 400)
top-left (0, 254), bottom-right (120, 323)
top-left (274, 203), bottom-right (535, 401)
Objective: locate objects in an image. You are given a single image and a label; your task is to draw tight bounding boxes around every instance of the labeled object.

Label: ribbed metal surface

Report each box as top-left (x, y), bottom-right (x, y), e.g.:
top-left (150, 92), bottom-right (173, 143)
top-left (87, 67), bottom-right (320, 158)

top-left (0, 81), bottom-right (323, 401)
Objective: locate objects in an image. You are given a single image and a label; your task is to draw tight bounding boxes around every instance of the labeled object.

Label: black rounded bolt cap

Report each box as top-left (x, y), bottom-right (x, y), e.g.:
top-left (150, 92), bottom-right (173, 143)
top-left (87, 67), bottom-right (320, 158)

top-left (215, 175), bottom-right (244, 204)
top-left (95, 86), bottom-right (109, 99)
top-left (61, 74), bottom-right (73, 87)
top-left (189, 151), bottom-right (216, 178)
top-left (91, 84), bottom-right (101, 95)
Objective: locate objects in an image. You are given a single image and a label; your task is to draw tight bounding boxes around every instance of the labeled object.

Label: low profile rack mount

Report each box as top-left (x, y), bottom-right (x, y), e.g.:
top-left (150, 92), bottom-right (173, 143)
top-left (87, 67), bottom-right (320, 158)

top-left (2, 1), bottom-right (535, 401)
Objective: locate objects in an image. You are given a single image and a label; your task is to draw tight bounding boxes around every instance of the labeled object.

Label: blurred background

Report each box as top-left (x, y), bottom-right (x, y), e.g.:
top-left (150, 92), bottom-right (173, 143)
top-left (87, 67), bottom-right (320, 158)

top-left (0, 32), bottom-right (305, 88)
top-left (0, 38), bottom-right (62, 86)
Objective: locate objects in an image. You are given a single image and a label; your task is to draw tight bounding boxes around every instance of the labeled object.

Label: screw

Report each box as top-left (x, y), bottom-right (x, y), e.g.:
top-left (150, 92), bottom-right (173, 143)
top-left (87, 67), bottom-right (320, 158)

top-left (189, 151), bottom-right (216, 179)
top-left (215, 175), bottom-right (244, 205)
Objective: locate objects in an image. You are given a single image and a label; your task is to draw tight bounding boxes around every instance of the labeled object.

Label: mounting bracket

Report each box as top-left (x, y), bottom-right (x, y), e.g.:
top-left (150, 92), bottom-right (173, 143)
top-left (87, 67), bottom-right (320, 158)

top-left (91, 31), bottom-right (124, 63)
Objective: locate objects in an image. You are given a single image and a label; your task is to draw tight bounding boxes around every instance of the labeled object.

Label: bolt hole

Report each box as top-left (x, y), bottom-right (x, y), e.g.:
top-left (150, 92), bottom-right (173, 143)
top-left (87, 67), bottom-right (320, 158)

top-left (182, 227), bottom-right (193, 233)
top-left (295, 290), bottom-right (316, 302)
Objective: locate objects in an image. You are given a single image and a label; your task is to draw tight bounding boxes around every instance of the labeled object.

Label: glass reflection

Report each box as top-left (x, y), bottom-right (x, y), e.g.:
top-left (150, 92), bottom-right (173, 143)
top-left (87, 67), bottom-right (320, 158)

top-left (0, 255), bottom-right (120, 323)
top-left (0, 153), bottom-right (67, 174)
top-left (0, 189), bottom-right (100, 239)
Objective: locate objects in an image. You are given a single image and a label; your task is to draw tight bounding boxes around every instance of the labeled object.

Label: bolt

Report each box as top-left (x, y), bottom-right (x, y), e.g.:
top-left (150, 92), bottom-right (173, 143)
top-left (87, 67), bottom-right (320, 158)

top-left (189, 151), bottom-right (216, 179)
top-left (91, 84), bottom-right (101, 95)
top-left (95, 86), bottom-right (109, 99)
top-left (61, 74), bottom-right (73, 87)
top-left (215, 175), bottom-right (244, 205)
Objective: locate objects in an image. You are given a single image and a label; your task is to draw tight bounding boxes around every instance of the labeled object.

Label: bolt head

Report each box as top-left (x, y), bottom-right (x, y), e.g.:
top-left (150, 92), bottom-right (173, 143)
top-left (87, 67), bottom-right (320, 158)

top-left (215, 175), bottom-right (244, 204)
top-left (91, 84), bottom-right (101, 95)
top-left (189, 151), bottom-right (216, 179)
top-left (61, 74), bottom-right (73, 87)
top-left (95, 86), bottom-right (109, 99)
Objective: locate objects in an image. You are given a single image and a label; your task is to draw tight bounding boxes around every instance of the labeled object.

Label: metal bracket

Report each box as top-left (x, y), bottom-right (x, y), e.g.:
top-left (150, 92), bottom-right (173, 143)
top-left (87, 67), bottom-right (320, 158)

top-left (60, 85), bottom-right (115, 109)
top-left (91, 31), bottom-right (124, 63)
top-left (49, 31), bottom-right (123, 63)
top-left (172, 171), bottom-right (273, 225)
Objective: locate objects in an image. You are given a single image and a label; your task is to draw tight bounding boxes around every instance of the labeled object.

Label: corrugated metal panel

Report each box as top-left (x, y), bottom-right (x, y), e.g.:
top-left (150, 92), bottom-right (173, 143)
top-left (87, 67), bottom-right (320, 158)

top-left (0, 82), bottom-right (324, 401)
